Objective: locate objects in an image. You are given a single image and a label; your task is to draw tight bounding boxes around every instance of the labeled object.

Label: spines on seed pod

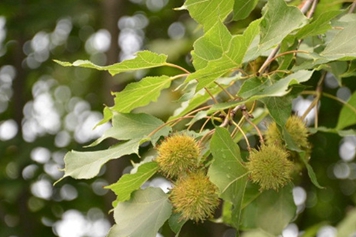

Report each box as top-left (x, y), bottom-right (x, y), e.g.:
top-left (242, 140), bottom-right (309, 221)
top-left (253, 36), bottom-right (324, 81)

top-left (155, 134), bottom-right (200, 179)
top-left (169, 171), bottom-right (220, 222)
top-left (246, 145), bottom-right (294, 191)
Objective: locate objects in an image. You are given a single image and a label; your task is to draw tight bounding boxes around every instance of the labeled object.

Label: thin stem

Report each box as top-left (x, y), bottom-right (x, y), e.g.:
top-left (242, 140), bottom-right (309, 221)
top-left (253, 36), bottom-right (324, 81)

top-left (300, 0), bottom-right (315, 14)
top-left (242, 110), bottom-right (264, 144)
top-left (214, 81), bottom-right (235, 99)
top-left (307, 0), bottom-right (318, 18)
top-left (220, 104), bottom-right (245, 128)
top-left (204, 87), bottom-right (219, 104)
top-left (231, 120), bottom-right (251, 150)
top-left (200, 111), bottom-right (220, 133)
top-left (258, 50), bottom-right (309, 75)
top-left (198, 129), bottom-right (215, 148)
top-left (165, 62), bottom-right (190, 74)
top-left (258, 45), bottom-right (280, 75)
top-left (349, 0), bottom-right (356, 13)
top-left (148, 115), bottom-right (194, 138)
top-left (302, 91), bottom-right (356, 117)
top-left (301, 72), bottom-right (325, 126)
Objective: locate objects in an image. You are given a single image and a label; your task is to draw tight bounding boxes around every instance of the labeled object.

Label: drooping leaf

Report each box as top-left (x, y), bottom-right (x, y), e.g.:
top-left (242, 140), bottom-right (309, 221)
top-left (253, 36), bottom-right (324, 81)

top-left (336, 91), bottom-right (356, 130)
top-left (55, 138), bottom-right (142, 183)
top-left (107, 187), bottom-right (172, 237)
top-left (90, 112), bottom-right (171, 147)
top-left (106, 162), bottom-right (159, 205)
top-left (240, 184), bottom-right (296, 235)
top-left (54, 50), bottom-right (168, 76)
top-left (186, 19), bottom-right (261, 90)
top-left (178, 0), bottom-right (234, 31)
top-left (111, 76), bottom-right (172, 113)
top-left (233, 0), bottom-right (258, 21)
top-left (208, 127), bottom-right (248, 229)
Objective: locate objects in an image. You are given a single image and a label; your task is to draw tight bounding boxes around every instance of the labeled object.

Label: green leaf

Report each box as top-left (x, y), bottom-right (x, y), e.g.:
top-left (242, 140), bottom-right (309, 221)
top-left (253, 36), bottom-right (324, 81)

top-left (282, 128), bottom-right (324, 189)
top-left (111, 76), bottom-right (171, 113)
top-left (107, 187), bottom-right (172, 237)
top-left (245, 0), bottom-right (307, 61)
top-left (168, 213), bottom-right (186, 235)
top-left (106, 162), bottom-right (159, 204)
top-left (54, 51), bottom-right (168, 76)
top-left (53, 59), bottom-right (106, 70)
top-left (55, 138), bottom-right (142, 183)
top-left (169, 83), bottom-right (222, 121)
top-left (208, 127), bottom-right (248, 229)
top-left (320, 22), bottom-right (356, 60)
top-left (240, 184), bottom-right (296, 235)
top-left (209, 71), bottom-right (313, 115)
top-left (186, 19), bottom-right (261, 90)
top-left (262, 97), bottom-right (292, 126)
top-left (238, 77), bottom-right (269, 99)
top-left (90, 112), bottom-right (171, 147)
top-left (178, 0), bottom-right (234, 31)
top-left (336, 91), bottom-right (356, 130)
top-left (260, 0), bottom-right (307, 49)
top-left (261, 86), bottom-right (304, 126)
top-left (191, 20), bottom-right (233, 70)
top-left (296, 10), bottom-right (341, 39)
top-left (233, 0), bottom-right (258, 21)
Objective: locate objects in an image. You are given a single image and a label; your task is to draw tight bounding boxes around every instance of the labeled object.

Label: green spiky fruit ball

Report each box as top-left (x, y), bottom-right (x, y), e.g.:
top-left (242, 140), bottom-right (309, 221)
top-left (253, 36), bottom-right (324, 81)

top-left (170, 171), bottom-right (220, 222)
top-left (247, 145), bottom-right (294, 191)
top-left (156, 134), bottom-right (200, 178)
top-left (265, 115), bottom-right (310, 151)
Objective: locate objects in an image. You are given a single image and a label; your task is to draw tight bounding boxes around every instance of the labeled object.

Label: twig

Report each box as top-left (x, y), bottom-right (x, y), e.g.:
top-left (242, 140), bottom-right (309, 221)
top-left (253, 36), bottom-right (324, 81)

top-left (301, 72), bottom-right (325, 127)
top-left (302, 91), bottom-right (356, 117)
top-left (258, 46), bottom-right (280, 75)
top-left (307, 0), bottom-right (318, 18)
top-left (300, 0), bottom-right (315, 15)
top-left (219, 104), bottom-right (245, 128)
top-left (214, 81), bottom-right (235, 99)
top-left (242, 109), bottom-right (264, 144)
top-left (349, 1), bottom-right (356, 13)
top-left (231, 120), bottom-right (251, 150)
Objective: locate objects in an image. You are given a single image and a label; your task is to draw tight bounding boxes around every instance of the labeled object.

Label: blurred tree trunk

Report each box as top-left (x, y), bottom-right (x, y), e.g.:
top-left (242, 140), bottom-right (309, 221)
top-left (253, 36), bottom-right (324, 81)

top-left (10, 2), bottom-right (37, 235)
top-left (101, 0), bottom-right (131, 225)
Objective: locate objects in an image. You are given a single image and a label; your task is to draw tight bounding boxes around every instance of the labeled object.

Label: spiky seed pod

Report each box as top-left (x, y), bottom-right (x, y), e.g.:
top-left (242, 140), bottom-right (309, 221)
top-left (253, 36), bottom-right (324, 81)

top-left (264, 121), bottom-right (283, 147)
top-left (247, 145), bottom-right (294, 191)
top-left (285, 115), bottom-right (310, 151)
top-left (265, 116), bottom-right (310, 151)
top-left (156, 134), bottom-right (200, 178)
top-left (170, 171), bottom-right (220, 222)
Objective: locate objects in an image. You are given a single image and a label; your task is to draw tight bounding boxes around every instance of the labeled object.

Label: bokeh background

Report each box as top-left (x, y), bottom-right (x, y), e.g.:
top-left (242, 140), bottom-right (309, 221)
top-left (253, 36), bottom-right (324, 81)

top-left (0, 1), bottom-right (355, 237)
